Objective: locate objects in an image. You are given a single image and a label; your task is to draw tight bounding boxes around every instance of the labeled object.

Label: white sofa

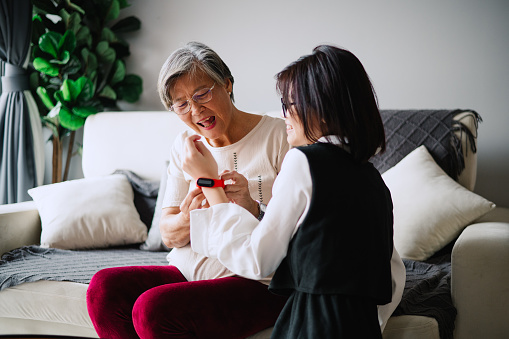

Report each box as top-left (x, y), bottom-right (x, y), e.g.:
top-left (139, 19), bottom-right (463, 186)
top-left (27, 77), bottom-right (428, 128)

top-left (1, 110), bottom-right (508, 339)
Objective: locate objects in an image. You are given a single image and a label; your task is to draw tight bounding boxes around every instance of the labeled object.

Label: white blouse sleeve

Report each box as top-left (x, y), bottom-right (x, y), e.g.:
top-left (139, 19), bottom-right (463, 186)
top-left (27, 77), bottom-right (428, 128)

top-left (190, 148), bottom-right (312, 280)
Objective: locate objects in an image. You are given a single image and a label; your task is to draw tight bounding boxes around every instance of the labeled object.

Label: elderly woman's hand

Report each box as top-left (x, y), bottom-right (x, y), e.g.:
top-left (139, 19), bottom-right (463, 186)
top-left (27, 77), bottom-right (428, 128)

top-left (159, 187), bottom-right (209, 248)
top-left (221, 170), bottom-right (260, 218)
top-left (183, 135), bottom-right (219, 179)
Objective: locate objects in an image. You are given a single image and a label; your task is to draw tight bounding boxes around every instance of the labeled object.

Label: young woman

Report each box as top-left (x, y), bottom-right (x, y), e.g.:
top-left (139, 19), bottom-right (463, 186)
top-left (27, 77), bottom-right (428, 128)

top-left (183, 45), bottom-right (405, 338)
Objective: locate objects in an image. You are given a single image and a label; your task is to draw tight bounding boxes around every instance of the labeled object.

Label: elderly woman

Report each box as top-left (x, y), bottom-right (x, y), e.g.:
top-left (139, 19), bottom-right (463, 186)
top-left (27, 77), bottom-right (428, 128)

top-left (86, 41), bottom-right (290, 338)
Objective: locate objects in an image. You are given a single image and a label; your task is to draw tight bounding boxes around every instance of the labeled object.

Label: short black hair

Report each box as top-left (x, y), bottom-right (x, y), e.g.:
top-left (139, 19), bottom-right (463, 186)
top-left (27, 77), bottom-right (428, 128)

top-left (276, 45), bottom-right (385, 163)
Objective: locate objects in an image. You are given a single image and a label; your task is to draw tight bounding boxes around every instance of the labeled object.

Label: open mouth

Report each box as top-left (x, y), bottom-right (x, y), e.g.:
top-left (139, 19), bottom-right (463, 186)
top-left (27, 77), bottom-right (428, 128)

top-left (197, 116), bottom-right (216, 129)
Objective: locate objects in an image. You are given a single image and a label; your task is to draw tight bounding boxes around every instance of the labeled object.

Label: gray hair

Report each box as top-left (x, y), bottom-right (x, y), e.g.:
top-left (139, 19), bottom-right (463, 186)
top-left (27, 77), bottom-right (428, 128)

top-left (157, 41), bottom-right (235, 110)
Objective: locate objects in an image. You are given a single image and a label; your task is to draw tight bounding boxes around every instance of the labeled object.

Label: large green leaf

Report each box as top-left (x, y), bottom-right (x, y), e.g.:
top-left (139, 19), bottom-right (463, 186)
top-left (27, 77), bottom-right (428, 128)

top-left (81, 48), bottom-right (98, 76)
top-left (110, 60), bottom-right (125, 86)
top-left (65, 0), bottom-right (85, 15)
top-left (36, 87), bottom-right (55, 110)
top-left (49, 51), bottom-right (70, 65)
top-left (118, 0), bottom-right (130, 9)
top-left (33, 57), bottom-right (59, 76)
top-left (54, 90), bottom-right (67, 107)
top-left (116, 74), bottom-right (142, 103)
top-left (75, 77), bottom-right (94, 102)
top-left (99, 85), bottom-right (117, 100)
top-left (63, 11), bottom-right (82, 35)
top-left (96, 41), bottom-right (116, 64)
top-left (59, 30), bottom-right (76, 56)
top-left (101, 27), bottom-right (117, 44)
top-left (60, 77), bottom-right (93, 103)
top-left (59, 107), bottom-right (86, 131)
top-left (39, 32), bottom-right (61, 59)
top-left (72, 106), bottom-right (98, 118)
top-left (105, 0), bottom-right (120, 22)
top-left (61, 55), bottom-right (81, 75)
top-left (111, 16), bottom-right (141, 33)
top-left (61, 79), bottom-right (74, 102)
top-left (76, 26), bottom-right (92, 48)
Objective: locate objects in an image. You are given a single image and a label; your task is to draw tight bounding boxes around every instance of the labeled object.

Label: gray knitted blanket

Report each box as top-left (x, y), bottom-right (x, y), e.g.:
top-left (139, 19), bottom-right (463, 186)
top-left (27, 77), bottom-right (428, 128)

top-left (372, 109), bottom-right (481, 179)
top-left (0, 245), bottom-right (168, 291)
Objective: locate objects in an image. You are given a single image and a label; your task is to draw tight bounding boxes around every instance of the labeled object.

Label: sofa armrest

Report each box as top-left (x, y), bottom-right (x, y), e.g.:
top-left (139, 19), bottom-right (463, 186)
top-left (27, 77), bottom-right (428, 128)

top-left (451, 207), bottom-right (509, 339)
top-left (0, 201), bottom-right (41, 256)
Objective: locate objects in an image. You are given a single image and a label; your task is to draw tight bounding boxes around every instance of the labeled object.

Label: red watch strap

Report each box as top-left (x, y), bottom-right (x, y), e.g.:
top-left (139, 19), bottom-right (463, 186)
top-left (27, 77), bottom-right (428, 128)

top-left (196, 178), bottom-right (225, 188)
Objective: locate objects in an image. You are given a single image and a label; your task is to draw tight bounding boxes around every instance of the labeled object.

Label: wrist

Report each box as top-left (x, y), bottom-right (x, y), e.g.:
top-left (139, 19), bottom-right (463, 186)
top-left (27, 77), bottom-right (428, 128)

top-left (255, 200), bottom-right (266, 221)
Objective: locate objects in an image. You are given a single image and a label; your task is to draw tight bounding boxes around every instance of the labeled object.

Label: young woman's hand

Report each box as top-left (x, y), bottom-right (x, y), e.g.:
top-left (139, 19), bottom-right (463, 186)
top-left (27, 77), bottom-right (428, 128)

top-left (221, 170), bottom-right (259, 217)
top-left (183, 135), bottom-right (219, 179)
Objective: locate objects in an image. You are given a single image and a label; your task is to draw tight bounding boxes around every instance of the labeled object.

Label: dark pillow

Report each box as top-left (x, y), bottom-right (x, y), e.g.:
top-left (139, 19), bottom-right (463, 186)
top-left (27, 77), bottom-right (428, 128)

top-left (114, 170), bottom-right (159, 228)
top-left (371, 109), bottom-right (480, 180)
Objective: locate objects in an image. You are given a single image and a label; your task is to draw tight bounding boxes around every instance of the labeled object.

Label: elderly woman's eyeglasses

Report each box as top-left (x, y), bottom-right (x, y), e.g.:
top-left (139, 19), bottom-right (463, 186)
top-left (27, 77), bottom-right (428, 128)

top-left (170, 83), bottom-right (216, 115)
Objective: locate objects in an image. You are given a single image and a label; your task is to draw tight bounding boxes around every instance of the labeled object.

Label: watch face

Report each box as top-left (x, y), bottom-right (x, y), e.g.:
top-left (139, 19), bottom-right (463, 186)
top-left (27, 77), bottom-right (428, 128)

top-left (197, 178), bottom-right (215, 187)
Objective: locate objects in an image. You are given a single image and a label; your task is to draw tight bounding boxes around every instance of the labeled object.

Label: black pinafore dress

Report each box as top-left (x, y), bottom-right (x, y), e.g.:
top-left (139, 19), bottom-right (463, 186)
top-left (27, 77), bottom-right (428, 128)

top-left (269, 143), bottom-right (394, 338)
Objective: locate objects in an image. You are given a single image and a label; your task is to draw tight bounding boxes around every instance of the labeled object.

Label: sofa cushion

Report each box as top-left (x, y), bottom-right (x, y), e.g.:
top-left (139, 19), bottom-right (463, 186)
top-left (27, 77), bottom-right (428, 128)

top-left (382, 146), bottom-right (495, 260)
top-left (140, 162), bottom-right (171, 251)
top-left (28, 174), bottom-right (148, 250)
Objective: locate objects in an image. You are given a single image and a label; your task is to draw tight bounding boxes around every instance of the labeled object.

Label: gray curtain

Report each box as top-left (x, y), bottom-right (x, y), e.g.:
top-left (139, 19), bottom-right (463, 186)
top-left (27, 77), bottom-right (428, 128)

top-left (0, 0), bottom-right (44, 204)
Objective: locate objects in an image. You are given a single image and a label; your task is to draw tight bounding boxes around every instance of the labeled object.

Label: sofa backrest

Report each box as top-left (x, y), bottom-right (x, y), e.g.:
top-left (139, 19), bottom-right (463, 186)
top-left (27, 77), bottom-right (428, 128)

top-left (83, 111), bottom-right (184, 181)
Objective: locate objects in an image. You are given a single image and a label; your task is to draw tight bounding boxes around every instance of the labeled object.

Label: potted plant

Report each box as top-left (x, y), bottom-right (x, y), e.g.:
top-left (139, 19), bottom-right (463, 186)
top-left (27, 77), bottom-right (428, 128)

top-left (30, 0), bottom-right (143, 183)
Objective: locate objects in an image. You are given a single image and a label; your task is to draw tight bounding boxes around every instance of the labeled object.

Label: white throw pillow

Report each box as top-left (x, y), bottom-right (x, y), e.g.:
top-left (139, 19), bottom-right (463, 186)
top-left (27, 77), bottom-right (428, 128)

top-left (28, 174), bottom-right (148, 250)
top-left (382, 146), bottom-right (495, 261)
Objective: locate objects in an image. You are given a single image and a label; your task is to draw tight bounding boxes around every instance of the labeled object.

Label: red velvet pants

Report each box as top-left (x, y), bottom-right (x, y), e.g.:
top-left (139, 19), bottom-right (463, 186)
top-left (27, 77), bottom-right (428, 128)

top-left (86, 265), bottom-right (287, 339)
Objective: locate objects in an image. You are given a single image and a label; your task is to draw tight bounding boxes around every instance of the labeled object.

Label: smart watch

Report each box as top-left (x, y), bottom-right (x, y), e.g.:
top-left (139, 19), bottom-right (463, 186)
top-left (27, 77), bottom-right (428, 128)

top-left (196, 178), bottom-right (225, 188)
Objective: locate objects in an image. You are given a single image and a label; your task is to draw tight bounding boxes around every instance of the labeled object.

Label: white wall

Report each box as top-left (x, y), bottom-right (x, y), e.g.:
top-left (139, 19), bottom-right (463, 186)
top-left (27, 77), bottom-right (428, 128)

top-left (80, 0), bottom-right (508, 206)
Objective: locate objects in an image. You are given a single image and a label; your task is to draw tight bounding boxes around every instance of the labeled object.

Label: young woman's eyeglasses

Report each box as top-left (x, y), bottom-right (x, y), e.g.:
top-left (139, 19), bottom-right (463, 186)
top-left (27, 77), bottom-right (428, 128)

top-left (170, 83), bottom-right (216, 115)
top-left (281, 98), bottom-right (295, 118)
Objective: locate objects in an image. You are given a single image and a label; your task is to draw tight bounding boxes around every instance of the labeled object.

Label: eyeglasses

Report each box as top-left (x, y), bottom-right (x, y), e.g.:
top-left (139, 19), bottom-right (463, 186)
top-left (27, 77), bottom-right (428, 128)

top-left (170, 83), bottom-right (216, 115)
top-left (281, 98), bottom-right (295, 118)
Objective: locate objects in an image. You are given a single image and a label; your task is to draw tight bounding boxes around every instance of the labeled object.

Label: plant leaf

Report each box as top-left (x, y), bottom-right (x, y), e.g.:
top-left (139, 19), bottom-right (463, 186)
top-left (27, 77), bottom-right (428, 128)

top-left (49, 51), bottom-right (70, 64)
top-left (61, 54), bottom-right (82, 75)
top-left (81, 48), bottom-right (98, 75)
top-left (33, 57), bottom-right (59, 76)
top-left (64, 0), bottom-right (85, 15)
top-left (59, 106), bottom-right (85, 131)
top-left (96, 41), bottom-right (116, 64)
top-left (72, 106), bottom-right (98, 118)
top-left (39, 32), bottom-right (61, 59)
top-left (64, 11), bottom-right (82, 35)
top-left (76, 25), bottom-right (91, 48)
top-left (59, 30), bottom-right (76, 56)
top-left (61, 79), bottom-right (74, 102)
top-left (116, 74), bottom-right (142, 103)
top-left (110, 60), bottom-right (125, 86)
top-left (118, 0), bottom-right (130, 9)
top-left (99, 85), bottom-right (117, 100)
top-left (101, 27), bottom-right (117, 43)
top-left (105, 0), bottom-right (120, 22)
top-left (111, 16), bottom-right (141, 33)
top-left (54, 90), bottom-right (67, 106)
top-left (36, 86), bottom-right (55, 110)
top-left (75, 76), bottom-right (94, 102)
